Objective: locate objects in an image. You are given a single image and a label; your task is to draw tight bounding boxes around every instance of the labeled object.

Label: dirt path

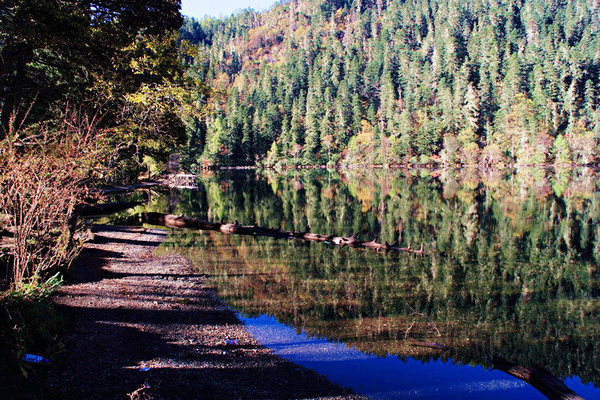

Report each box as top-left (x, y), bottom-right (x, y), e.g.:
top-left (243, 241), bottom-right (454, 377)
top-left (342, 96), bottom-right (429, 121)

top-left (39, 225), bottom-right (362, 399)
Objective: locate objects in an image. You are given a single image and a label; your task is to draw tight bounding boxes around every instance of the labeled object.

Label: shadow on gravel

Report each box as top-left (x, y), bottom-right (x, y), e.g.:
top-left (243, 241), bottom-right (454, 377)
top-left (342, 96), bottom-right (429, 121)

top-left (43, 301), bottom-right (352, 399)
top-left (63, 247), bottom-right (120, 284)
top-left (15, 227), bottom-right (357, 400)
top-left (93, 233), bottom-right (167, 248)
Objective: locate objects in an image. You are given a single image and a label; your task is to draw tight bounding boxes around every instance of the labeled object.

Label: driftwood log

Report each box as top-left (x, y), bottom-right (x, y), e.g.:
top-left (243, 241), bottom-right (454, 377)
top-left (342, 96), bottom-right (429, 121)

top-left (142, 212), bottom-right (426, 254)
top-left (492, 356), bottom-right (583, 400)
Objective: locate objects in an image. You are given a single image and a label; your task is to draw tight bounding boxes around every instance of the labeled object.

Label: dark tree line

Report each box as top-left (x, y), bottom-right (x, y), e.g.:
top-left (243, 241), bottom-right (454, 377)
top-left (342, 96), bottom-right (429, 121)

top-left (1, 0), bottom-right (188, 175)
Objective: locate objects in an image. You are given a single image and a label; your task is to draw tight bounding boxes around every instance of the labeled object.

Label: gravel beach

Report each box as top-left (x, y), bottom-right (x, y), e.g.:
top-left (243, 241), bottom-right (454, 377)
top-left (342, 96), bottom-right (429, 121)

top-left (31, 225), bottom-right (363, 399)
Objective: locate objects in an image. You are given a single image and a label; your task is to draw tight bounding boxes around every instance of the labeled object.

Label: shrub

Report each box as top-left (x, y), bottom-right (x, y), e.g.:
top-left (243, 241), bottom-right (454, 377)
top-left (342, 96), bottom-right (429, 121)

top-left (0, 110), bottom-right (106, 288)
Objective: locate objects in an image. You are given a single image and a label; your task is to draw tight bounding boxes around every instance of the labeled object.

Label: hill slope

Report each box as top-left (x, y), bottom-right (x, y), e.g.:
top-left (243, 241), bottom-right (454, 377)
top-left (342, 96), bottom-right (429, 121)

top-left (181, 0), bottom-right (599, 167)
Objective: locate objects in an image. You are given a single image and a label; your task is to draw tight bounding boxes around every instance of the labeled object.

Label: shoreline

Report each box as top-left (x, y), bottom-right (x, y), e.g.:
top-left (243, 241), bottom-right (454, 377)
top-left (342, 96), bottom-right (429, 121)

top-left (16, 224), bottom-right (363, 399)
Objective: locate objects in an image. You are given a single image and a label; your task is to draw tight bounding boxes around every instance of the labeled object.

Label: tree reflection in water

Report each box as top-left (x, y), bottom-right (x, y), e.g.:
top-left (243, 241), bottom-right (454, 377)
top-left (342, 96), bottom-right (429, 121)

top-left (146, 168), bottom-right (599, 388)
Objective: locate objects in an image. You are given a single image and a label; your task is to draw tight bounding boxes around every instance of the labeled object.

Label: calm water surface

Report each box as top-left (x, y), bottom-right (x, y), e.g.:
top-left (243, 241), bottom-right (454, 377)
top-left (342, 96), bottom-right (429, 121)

top-left (139, 168), bottom-right (599, 399)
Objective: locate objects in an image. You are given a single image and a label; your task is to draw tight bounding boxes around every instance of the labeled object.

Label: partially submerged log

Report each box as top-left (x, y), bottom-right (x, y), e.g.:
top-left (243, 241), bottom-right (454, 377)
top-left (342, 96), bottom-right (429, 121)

top-left (0, 236), bottom-right (14, 249)
top-left (142, 212), bottom-right (426, 254)
top-left (492, 356), bottom-right (583, 400)
top-left (408, 340), bottom-right (448, 350)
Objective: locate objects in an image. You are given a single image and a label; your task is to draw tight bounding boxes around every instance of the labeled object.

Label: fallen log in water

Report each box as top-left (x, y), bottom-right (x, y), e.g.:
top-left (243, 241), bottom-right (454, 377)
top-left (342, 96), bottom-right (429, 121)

top-left (141, 212), bottom-right (426, 254)
top-left (408, 340), bottom-right (448, 350)
top-left (166, 173), bottom-right (199, 189)
top-left (492, 356), bottom-right (583, 400)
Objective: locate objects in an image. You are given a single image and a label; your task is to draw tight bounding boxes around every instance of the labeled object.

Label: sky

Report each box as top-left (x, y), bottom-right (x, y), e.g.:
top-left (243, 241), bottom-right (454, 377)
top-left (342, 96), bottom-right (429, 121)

top-left (181, 0), bottom-right (280, 19)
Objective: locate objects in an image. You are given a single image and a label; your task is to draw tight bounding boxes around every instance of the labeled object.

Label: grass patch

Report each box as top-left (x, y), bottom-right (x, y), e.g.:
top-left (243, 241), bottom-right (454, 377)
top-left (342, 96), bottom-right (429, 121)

top-left (0, 273), bottom-right (65, 378)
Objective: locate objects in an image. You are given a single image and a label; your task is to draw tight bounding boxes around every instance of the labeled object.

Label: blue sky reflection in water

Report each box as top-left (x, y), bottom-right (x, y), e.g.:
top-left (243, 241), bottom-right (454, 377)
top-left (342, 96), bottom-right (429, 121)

top-left (241, 314), bottom-right (543, 399)
top-left (242, 314), bottom-right (599, 399)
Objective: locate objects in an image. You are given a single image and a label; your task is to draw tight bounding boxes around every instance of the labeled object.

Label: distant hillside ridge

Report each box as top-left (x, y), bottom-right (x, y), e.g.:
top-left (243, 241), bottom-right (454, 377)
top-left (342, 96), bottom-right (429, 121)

top-left (179, 0), bottom-right (599, 167)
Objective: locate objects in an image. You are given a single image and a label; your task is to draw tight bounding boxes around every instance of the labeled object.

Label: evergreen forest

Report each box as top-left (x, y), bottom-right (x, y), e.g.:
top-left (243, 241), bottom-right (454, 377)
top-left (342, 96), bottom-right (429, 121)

top-left (180, 0), bottom-right (599, 167)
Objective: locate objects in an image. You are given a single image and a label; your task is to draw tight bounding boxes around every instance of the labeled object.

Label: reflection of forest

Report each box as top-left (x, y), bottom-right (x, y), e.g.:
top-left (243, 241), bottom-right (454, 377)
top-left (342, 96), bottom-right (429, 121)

top-left (148, 168), bottom-right (599, 386)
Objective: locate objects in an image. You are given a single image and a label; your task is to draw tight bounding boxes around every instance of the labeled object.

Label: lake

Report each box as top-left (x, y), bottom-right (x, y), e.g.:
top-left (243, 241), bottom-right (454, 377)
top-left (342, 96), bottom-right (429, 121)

top-left (133, 168), bottom-right (599, 399)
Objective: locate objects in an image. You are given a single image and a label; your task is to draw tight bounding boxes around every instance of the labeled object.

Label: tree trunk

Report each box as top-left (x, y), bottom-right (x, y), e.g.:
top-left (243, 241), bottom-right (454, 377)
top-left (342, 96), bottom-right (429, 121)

top-left (492, 356), bottom-right (583, 400)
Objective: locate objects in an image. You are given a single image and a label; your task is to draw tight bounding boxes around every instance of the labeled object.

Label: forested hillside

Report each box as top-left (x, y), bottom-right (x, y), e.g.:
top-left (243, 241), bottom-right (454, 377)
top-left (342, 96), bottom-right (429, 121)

top-left (180, 0), bottom-right (599, 167)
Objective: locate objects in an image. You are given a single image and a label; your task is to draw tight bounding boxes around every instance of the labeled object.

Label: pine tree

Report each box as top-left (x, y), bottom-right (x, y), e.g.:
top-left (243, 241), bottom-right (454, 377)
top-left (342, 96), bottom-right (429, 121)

top-left (463, 83), bottom-right (482, 134)
top-left (334, 80), bottom-right (351, 148)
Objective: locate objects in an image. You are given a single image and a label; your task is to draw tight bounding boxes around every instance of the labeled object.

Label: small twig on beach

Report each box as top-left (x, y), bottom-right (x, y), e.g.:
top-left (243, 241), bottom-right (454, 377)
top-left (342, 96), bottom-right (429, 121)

top-left (409, 307), bottom-right (424, 317)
